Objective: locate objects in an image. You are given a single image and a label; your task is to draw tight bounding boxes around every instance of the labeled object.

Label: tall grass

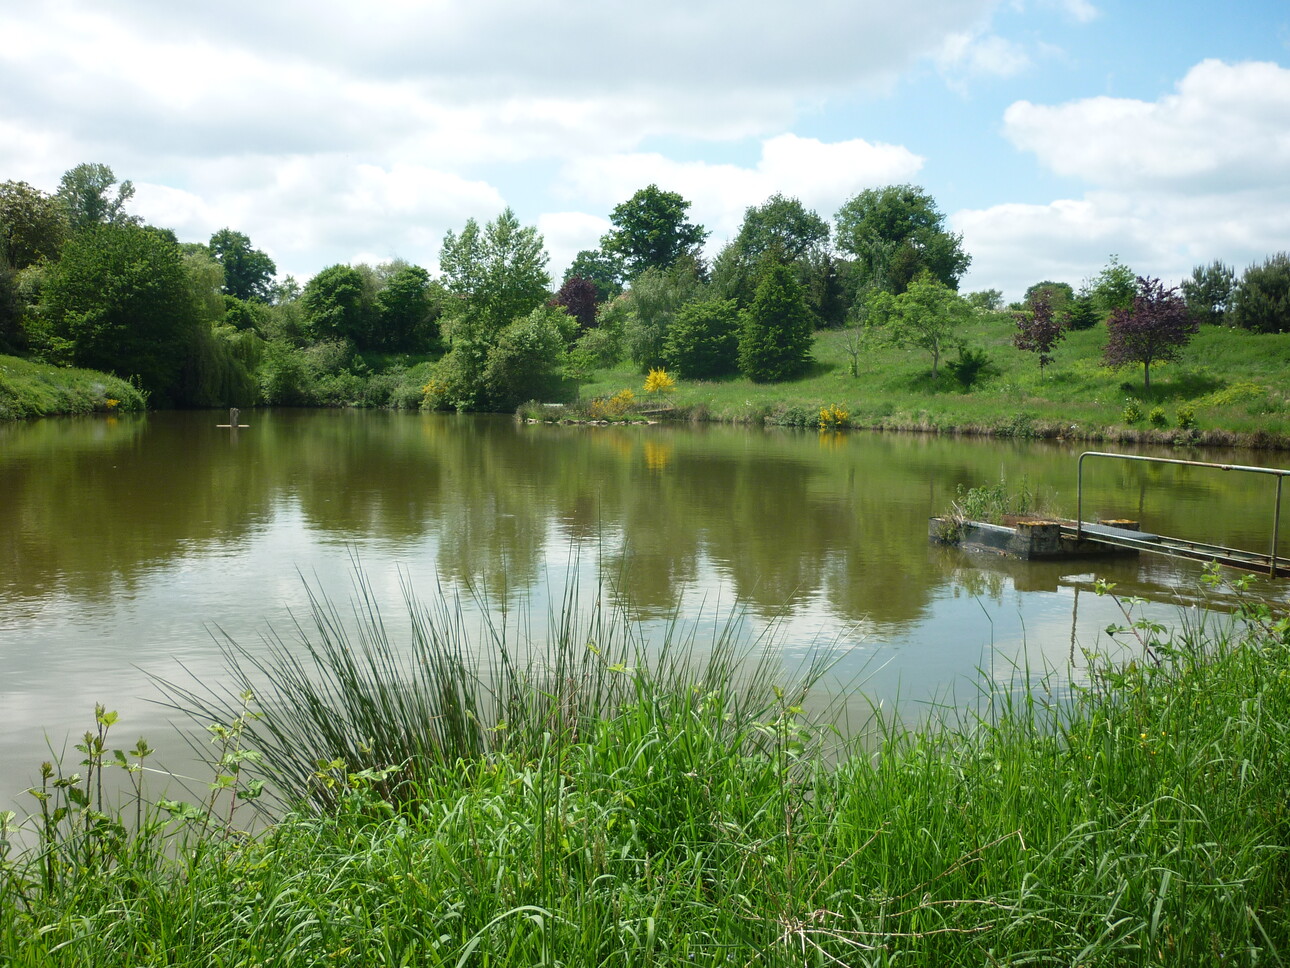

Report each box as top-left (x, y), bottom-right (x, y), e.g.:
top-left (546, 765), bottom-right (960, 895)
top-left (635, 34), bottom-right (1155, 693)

top-left (155, 566), bottom-right (834, 810)
top-left (3, 567), bottom-right (1289, 965)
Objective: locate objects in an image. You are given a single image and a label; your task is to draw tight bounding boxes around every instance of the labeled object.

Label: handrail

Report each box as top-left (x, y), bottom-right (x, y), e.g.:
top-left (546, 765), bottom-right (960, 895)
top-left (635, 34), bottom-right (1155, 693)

top-left (1077, 451), bottom-right (1290, 578)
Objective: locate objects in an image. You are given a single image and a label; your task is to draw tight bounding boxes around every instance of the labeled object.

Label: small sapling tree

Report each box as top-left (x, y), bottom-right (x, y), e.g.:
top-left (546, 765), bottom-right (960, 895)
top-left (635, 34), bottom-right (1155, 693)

top-left (866, 272), bottom-right (970, 378)
top-left (1103, 276), bottom-right (1196, 390)
top-left (1013, 293), bottom-right (1065, 376)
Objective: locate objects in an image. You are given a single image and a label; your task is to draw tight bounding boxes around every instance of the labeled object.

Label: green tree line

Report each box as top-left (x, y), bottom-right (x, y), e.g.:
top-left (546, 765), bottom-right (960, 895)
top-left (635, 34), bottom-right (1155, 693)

top-left (3, 164), bottom-right (1288, 412)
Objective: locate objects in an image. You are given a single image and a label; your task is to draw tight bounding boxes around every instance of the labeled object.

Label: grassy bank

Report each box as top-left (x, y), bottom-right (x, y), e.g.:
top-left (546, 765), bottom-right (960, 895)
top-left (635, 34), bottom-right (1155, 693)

top-left (0, 356), bottom-right (147, 419)
top-left (9, 314), bottom-right (1290, 451)
top-left (578, 317), bottom-right (1290, 447)
top-left (3, 569), bottom-right (1289, 965)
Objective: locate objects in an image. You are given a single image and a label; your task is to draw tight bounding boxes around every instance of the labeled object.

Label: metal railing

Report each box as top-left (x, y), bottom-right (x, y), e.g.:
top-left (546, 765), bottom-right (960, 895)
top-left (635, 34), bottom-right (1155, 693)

top-left (1076, 451), bottom-right (1290, 578)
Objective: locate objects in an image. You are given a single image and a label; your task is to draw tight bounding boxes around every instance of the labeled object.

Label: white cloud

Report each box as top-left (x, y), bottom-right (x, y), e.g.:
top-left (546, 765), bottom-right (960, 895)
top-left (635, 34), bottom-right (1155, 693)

top-left (132, 160), bottom-right (507, 279)
top-left (537, 212), bottom-right (614, 282)
top-left (558, 134), bottom-right (924, 250)
top-left (959, 61), bottom-right (1290, 299)
top-left (1055, 0), bottom-right (1099, 24)
top-left (936, 31), bottom-right (1033, 82)
top-left (1003, 60), bottom-right (1290, 191)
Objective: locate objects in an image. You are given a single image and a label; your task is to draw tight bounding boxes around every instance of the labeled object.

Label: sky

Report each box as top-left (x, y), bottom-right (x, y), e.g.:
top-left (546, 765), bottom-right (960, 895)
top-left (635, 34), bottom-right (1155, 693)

top-left (2, 0), bottom-right (1288, 300)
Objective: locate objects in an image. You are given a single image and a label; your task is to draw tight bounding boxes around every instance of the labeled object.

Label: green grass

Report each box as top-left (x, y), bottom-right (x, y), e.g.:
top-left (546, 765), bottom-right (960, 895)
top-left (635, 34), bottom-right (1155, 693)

top-left (3, 567), bottom-right (1289, 965)
top-left (579, 317), bottom-right (1290, 444)
top-left (0, 355), bottom-right (147, 419)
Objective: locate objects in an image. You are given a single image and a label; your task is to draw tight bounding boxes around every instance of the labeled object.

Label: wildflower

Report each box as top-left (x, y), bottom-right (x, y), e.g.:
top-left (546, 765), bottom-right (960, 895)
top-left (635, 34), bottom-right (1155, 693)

top-left (644, 368), bottom-right (676, 394)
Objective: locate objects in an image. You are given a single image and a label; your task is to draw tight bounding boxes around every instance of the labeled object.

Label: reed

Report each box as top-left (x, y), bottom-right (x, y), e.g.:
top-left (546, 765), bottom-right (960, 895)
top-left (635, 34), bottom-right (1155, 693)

top-left (154, 565), bottom-right (833, 810)
top-left (3, 567), bottom-right (1288, 966)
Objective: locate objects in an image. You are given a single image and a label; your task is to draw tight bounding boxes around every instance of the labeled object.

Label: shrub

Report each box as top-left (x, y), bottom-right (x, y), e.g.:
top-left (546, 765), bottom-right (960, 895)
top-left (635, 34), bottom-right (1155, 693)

top-left (662, 298), bottom-right (740, 378)
top-left (1175, 404), bottom-right (1197, 429)
top-left (1149, 405), bottom-right (1168, 427)
top-left (643, 367), bottom-right (676, 394)
top-left (818, 404), bottom-right (849, 430)
top-left (945, 344), bottom-right (996, 389)
top-left (1122, 399), bottom-right (1143, 424)
top-left (573, 325), bottom-right (621, 368)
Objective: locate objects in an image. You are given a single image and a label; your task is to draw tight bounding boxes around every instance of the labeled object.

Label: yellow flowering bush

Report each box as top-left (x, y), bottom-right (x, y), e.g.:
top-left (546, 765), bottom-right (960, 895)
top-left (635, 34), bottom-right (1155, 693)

top-left (818, 404), bottom-right (849, 430)
top-left (588, 388), bottom-right (637, 419)
top-left (644, 368), bottom-right (676, 394)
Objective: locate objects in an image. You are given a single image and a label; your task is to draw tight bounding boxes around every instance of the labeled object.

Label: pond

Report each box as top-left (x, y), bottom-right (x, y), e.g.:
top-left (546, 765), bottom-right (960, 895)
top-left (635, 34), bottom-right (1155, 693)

top-left (3, 409), bottom-right (1288, 810)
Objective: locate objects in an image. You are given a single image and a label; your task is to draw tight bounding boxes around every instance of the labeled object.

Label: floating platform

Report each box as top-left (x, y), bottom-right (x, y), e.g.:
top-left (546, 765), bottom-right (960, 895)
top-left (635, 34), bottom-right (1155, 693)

top-left (929, 516), bottom-right (1139, 561)
top-left (931, 515), bottom-right (1287, 576)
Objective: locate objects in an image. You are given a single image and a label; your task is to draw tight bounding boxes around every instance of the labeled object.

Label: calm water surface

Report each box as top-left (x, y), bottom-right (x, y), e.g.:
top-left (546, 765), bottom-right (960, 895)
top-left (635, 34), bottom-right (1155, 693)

top-left (3, 409), bottom-right (1288, 808)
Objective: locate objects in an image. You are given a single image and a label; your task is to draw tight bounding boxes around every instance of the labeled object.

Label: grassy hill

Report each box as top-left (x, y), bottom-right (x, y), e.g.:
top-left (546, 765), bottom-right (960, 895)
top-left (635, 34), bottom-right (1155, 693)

top-left (577, 312), bottom-right (1290, 446)
top-left (0, 355), bottom-right (147, 419)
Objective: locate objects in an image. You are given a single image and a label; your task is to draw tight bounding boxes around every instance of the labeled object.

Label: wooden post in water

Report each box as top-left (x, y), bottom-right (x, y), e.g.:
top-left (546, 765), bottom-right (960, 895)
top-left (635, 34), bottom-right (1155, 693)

top-left (216, 407), bottom-right (249, 429)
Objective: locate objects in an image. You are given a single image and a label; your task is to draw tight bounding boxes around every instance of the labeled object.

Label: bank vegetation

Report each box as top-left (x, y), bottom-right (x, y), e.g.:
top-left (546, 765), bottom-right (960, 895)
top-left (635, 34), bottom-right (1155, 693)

top-left (2, 567), bottom-right (1289, 965)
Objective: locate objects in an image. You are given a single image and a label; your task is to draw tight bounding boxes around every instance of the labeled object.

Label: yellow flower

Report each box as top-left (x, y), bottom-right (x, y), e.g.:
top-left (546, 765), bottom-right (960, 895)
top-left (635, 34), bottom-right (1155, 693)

top-left (644, 368), bottom-right (676, 394)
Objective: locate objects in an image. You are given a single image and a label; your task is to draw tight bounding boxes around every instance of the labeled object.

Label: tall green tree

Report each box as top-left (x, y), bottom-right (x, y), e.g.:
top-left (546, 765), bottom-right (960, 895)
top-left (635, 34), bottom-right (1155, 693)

top-left (1230, 254), bottom-right (1290, 334)
top-left (439, 208), bottom-right (550, 335)
top-left (1180, 260), bottom-right (1235, 326)
top-left (712, 194), bottom-right (830, 310)
top-left (738, 262), bottom-right (814, 382)
top-left (0, 180), bottom-right (68, 269)
top-left (1091, 254), bottom-right (1136, 315)
top-left (56, 163), bottom-right (138, 231)
top-left (622, 259), bottom-right (703, 371)
top-left (602, 185), bottom-right (708, 280)
top-left (1023, 280), bottom-right (1074, 313)
top-left (866, 272), bottom-right (971, 378)
top-left (209, 229), bottom-right (277, 302)
top-left (834, 185), bottom-right (969, 295)
top-left (42, 223), bottom-right (199, 400)
top-left (302, 264), bottom-right (368, 344)
top-left (374, 262), bottom-right (441, 351)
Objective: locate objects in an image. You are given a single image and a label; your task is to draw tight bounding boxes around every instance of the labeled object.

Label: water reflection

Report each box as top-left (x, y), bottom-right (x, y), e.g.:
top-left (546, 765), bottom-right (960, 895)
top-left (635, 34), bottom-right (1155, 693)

top-left (2, 410), bottom-right (1288, 809)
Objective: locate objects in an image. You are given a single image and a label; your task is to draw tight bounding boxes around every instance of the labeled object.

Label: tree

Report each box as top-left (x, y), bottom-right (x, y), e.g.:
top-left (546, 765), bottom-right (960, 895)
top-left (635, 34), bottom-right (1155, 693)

top-left (374, 262), bottom-right (441, 351)
top-left (439, 208), bottom-right (550, 335)
top-left (738, 263), bottom-right (814, 382)
top-left (1230, 253), bottom-right (1290, 334)
top-left (551, 276), bottom-right (599, 330)
top-left (0, 180), bottom-right (68, 269)
top-left (42, 223), bottom-right (200, 400)
top-left (1180, 260), bottom-right (1235, 326)
top-left (601, 185), bottom-right (707, 280)
top-left (622, 260), bottom-right (703, 371)
top-left (966, 289), bottom-right (1003, 312)
top-left (564, 248), bottom-right (623, 301)
top-left (834, 185), bottom-right (970, 294)
top-left (1014, 293), bottom-right (1065, 375)
top-left (56, 163), bottom-right (138, 231)
top-left (209, 229), bottom-right (277, 302)
top-left (712, 194), bottom-right (830, 311)
top-left (480, 305), bottom-right (575, 410)
top-left (1023, 280), bottom-right (1073, 313)
top-left (1091, 254), bottom-right (1136, 315)
top-left (302, 264), bottom-right (368, 344)
top-left (663, 298), bottom-right (741, 378)
top-left (1103, 276), bottom-right (1197, 390)
top-left (866, 272), bottom-right (971, 378)
top-left (1062, 287), bottom-right (1101, 331)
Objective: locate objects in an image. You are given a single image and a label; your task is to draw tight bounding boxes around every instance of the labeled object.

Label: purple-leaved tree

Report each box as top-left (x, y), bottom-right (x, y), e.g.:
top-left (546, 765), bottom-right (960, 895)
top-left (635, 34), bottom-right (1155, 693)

top-left (1103, 277), bottom-right (1196, 390)
top-left (1013, 293), bottom-right (1064, 376)
top-left (551, 275), bottom-right (599, 330)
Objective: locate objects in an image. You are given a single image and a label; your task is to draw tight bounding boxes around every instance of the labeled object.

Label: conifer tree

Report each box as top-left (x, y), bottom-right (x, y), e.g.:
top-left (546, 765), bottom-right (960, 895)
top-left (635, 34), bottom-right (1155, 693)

top-left (738, 263), bottom-right (814, 382)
